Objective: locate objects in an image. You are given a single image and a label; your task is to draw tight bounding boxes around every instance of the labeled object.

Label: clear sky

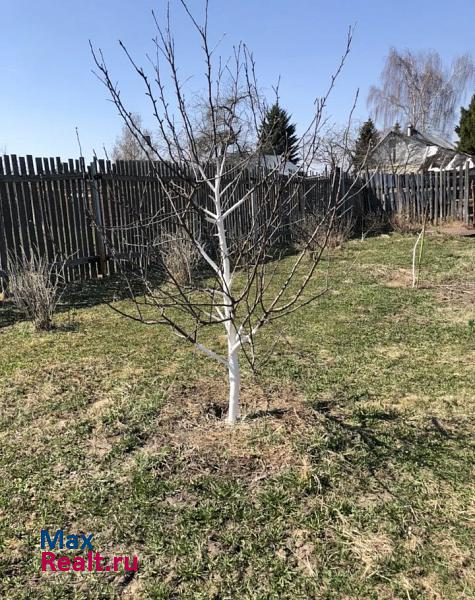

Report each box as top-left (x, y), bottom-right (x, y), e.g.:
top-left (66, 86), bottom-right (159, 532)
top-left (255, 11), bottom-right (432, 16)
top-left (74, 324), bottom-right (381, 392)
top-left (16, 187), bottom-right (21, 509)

top-left (1, 0), bottom-right (474, 160)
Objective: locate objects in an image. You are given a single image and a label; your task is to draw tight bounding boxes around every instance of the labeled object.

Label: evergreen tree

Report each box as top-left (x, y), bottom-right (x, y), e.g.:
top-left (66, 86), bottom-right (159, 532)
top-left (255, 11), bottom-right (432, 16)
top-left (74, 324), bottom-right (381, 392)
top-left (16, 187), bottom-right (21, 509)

top-left (258, 104), bottom-right (299, 163)
top-left (393, 122), bottom-right (402, 133)
top-left (353, 118), bottom-right (379, 169)
top-left (455, 94), bottom-right (475, 154)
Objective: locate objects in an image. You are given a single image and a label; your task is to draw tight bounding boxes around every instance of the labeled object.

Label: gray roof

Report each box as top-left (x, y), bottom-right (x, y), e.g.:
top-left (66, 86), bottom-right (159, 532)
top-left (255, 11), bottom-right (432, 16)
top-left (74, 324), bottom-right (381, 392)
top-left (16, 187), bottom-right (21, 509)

top-left (410, 129), bottom-right (455, 151)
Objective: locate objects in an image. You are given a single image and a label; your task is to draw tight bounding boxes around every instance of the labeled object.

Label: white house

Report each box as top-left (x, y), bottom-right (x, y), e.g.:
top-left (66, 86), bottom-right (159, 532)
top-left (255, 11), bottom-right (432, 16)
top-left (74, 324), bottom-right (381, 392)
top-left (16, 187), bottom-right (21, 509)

top-left (368, 126), bottom-right (474, 173)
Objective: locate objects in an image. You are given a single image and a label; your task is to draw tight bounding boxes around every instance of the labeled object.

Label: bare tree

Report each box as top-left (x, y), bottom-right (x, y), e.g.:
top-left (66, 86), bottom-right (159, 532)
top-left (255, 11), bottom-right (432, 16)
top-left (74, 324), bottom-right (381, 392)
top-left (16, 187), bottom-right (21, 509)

top-left (368, 48), bottom-right (474, 137)
top-left (111, 113), bottom-right (154, 160)
top-left (192, 93), bottom-right (254, 159)
top-left (91, 1), bottom-right (361, 425)
top-left (306, 124), bottom-right (356, 173)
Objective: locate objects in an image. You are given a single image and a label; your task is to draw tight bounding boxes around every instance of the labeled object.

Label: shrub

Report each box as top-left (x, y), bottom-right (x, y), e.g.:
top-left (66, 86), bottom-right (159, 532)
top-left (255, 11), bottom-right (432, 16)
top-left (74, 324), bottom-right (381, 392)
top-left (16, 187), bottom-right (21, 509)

top-left (359, 211), bottom-right (391, 239)
top-left (292, 213), bottom-right (354, 258)
top-left (389, 213), bottom-right (422, 234)
top-left (7, 250), bottom-right (65, 331)
top-left (159, 232), bottom-right (201, 285)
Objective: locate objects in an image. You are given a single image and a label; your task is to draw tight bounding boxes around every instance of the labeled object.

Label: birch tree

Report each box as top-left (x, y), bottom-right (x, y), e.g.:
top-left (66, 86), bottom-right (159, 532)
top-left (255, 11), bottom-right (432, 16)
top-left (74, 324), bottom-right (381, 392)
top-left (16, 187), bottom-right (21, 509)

top-left (368, 48), bottom-right (474, 137)
top-left (91, 1), bottom-right (360, 425)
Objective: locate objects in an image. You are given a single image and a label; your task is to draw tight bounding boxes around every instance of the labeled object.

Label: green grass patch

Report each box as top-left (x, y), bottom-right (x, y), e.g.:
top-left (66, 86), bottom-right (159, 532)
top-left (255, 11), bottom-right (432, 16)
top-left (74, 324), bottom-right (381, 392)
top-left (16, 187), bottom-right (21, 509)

top-left (0, 233), bottom-right (474, 599)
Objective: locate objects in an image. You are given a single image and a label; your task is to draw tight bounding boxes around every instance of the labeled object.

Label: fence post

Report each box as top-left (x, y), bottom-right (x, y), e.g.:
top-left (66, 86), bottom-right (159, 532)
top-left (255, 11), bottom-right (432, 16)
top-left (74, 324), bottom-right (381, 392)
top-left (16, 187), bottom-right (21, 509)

top-left (89, 160), bottom-right (107, 277)
top-left (463, 163), bottom-right (470, 227)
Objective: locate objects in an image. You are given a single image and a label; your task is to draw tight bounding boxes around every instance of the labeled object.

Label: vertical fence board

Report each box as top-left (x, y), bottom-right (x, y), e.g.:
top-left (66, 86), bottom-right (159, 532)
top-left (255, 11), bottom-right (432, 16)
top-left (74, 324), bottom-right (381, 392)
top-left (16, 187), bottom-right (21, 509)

top-left (464, 163), bottom-right (470, 226)
top-left (0, 157), bottom-right (9, 279)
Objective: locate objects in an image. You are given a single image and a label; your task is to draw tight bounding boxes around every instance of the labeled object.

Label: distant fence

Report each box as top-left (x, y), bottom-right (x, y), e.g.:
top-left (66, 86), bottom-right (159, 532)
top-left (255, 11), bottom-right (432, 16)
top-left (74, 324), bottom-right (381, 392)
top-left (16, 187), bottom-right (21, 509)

top-left (0, 154), bottom-right (473, 284)
top-left (361, 167), bottom-right (475, 226)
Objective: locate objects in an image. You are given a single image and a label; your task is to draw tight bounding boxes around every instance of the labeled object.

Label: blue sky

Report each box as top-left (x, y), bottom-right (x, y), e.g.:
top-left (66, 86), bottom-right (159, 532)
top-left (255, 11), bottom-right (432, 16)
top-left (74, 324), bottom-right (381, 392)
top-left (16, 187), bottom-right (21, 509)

top-left (1, 0), bottom-right (474, 159)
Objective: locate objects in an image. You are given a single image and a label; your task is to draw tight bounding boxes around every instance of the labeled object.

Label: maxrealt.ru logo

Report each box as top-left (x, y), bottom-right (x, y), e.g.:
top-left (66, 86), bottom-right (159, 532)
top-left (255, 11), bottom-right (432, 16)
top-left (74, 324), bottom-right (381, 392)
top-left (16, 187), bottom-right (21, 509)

top-left (40, 530), bottom-right (139, 573)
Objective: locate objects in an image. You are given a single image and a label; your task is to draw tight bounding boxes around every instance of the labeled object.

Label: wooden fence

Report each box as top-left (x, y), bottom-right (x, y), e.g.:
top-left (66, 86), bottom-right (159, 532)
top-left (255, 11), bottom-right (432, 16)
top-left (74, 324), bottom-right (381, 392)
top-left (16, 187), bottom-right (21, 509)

top-left (0, 154), bottom-right (473, 285)
top-left (0, 155), bottom-right (98, 282)
top-left (361, 167), bottom-right (475, 226)
top-left (0, 155), bottom-right (349, 283)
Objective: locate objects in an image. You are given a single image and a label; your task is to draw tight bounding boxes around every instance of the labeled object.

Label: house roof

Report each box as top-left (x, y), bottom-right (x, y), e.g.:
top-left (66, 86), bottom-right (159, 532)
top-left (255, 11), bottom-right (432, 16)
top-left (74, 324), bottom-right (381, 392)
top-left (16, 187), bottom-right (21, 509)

top-left (376, 127), bottom-right (455, 151)
top-left (369, 126), bottom-right (471, 172)
top-left (225, 151), bottom-right (298, 175)
top-left (259, 154), bottom-right (298, 175)
top-left (408, 129), bottom-right (456, 151)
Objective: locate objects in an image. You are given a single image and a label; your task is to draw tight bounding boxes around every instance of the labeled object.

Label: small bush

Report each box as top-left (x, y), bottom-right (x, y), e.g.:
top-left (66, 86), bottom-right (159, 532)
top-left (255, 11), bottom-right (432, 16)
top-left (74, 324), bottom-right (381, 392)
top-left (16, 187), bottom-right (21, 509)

top-left (389, 213), bottom-right (422, 234)
top-left (159, 232), bottom-right (201, 285)
top-left (7, 250), bottom-right (65, 331)
top-left (292, 214), bottom-right (354, 258)
top-left (359, 211), bottom-right (391, 238)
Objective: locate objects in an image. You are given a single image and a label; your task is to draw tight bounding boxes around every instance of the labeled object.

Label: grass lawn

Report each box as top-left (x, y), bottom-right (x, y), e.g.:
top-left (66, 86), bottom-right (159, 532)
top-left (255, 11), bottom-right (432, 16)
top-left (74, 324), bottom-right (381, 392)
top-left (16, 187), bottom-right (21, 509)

top-left (0, 233), bottom-right (474, 599)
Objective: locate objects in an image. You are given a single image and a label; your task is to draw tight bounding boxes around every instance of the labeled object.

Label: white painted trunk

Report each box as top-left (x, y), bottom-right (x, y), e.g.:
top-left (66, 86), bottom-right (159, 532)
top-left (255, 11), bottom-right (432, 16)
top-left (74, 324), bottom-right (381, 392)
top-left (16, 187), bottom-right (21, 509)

top-left (226, 327), bottom-right (241, 425)
top-left (412, 230), bottom-right (423, 288)
top-left (214, 167), bottom-right (242, 425)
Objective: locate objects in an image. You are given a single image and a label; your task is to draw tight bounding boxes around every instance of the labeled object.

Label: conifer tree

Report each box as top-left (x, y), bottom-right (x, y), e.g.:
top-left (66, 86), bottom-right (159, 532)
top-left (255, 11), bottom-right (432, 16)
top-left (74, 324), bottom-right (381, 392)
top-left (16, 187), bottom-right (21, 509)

top-left (455, 94), bottom-right (475, 154)
top-left (353, 118), bottom-right (379, 169)
top-left (258, 104), bottom-right (299, 163)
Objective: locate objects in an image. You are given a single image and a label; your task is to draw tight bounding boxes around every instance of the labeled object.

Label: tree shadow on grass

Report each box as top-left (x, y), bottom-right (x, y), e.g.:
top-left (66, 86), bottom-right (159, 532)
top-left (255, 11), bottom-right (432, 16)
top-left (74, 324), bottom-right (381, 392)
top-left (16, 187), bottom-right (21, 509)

top-left (0, 301), bottom-right (24, 329)
top-left (311, 398), bottom-right (475, 488)
top-left (246, 408), bottom-right (289, 420)
top-left (63, 273), bottom-right (149, 309)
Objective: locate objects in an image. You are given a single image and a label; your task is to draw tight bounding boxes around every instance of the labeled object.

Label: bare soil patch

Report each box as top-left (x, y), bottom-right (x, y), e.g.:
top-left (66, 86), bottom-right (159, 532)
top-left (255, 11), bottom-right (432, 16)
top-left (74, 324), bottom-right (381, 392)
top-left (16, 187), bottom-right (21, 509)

top-left (428, 222), bottom-right (475, 238)
top-left (140, 378), bottom-right (317, 482)
top-left (384, 267), bottom-right (414, 288)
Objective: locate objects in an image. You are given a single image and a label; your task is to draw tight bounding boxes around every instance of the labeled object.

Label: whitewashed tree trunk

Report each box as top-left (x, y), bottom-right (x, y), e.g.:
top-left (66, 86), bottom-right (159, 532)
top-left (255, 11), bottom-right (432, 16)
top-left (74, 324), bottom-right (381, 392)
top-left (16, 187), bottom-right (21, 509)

top-left (226, 324), bottom-right (241, 425)
top-left (214, 169), bottom-right (242, 424)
